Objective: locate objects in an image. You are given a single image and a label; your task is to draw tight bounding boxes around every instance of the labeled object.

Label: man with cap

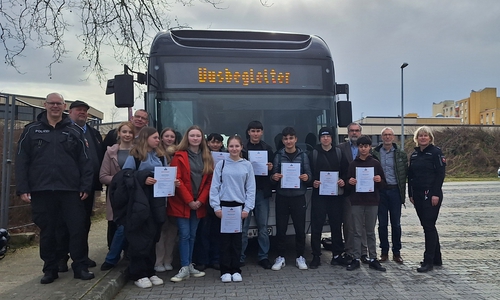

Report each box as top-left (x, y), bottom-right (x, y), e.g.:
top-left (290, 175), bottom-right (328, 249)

top-left (57, 100), bottom-right (104, 272)
top-left (308, 127), bottom-right (350, 269)
top-left (15, 93), bottom-right (94, 283)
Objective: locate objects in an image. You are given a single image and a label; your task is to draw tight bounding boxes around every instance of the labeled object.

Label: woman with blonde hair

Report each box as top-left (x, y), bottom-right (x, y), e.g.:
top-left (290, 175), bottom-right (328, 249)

top-left (408, 126), bottom-right (446, 273)
top-left (168, 125), bottom-right (214, 282)
top-left (121, 127), bottom-right (167, 288)
top-left (99, 121), bottom-right (134, 271)
top-left (154, 127), bottom-right (179, 272)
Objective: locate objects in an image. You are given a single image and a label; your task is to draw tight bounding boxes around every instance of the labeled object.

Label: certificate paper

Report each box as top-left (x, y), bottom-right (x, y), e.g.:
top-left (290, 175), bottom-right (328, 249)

top-left (154, 167), bottom-right (177, 197)
top-left (319, 171), bottom-right (339, 196)
top-left (248, 150), bottom-right (268, 176)
top-left (281, 163), bottom-right (301, 189)
top-left (212, 152), bottom-right (230, 166)
top-left (355, 167), bottom-right (375, 193)
top-left (221, 206), bottom-right (242, 233)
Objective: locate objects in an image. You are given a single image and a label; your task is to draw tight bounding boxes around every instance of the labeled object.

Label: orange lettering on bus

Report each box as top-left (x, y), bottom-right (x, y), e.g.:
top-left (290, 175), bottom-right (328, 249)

top-left (225, 68), bottom-right (233, 83)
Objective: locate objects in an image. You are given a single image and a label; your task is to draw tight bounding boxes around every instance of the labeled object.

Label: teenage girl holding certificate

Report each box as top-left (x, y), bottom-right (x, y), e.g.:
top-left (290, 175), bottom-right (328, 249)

top-left (210, 135), bottom-right (256, 283)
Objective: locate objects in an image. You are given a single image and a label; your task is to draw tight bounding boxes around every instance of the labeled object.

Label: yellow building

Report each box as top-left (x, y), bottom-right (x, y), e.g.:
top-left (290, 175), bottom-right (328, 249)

top-left (432, 100), bottom-right (456, 117)
top-left (457, 88), bottom-right (500, 125)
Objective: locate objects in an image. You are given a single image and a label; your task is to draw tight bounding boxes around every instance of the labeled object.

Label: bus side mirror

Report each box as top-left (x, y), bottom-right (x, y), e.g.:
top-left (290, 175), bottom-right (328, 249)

top-left (112, 74), bottom-right (134, 108)
top-left (337, 101), bottom-right (352, 128)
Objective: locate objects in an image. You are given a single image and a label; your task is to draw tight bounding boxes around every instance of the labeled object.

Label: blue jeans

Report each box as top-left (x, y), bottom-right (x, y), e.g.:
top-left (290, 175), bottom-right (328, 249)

top-left (177, 210), bottom-right (200, 267)
top-left (105, 225), bottom-right (125, 265)
top-left (377, 188), bottom-right (402, 255)
top-left (241, 190), bottom-right (270, 262)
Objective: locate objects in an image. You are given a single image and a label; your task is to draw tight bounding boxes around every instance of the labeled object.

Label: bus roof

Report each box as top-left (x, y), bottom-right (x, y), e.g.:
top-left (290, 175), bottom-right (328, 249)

top-left (150, 29), bottom-right (332, 59)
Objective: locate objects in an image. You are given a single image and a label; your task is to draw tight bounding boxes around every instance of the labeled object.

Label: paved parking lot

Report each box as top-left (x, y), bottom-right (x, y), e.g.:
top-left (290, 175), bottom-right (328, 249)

top-left (113, 181), bottom-right (500, 300)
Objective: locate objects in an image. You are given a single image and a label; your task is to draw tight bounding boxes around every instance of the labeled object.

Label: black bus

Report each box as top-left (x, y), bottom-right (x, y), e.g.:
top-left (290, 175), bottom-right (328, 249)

top-left (108, 29), bottom-right (352, 235)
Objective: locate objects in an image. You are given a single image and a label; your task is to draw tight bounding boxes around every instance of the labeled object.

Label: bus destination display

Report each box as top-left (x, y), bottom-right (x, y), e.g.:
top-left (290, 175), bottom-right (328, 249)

top-left (164, 62), bottom-right (323, 90)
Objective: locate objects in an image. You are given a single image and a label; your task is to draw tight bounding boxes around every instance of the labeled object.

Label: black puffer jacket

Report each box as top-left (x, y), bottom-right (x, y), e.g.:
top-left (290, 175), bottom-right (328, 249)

top-left (110, 169), bottom-right (165, 257)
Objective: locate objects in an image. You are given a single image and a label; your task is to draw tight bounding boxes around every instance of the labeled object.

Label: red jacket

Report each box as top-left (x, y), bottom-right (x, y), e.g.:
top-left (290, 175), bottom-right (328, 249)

top-left (167, 150), bottom-right (212, 219)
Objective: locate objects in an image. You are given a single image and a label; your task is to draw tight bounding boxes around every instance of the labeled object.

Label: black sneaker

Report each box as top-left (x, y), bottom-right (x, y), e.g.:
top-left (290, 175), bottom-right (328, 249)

top-left (100, 262), bottom-right (115, 271)
top-left (360, 255), bottom-right (370, 264)
top-left (331, 254), bottom-right (350, 266)
top-left (310, 256), bottom-right (320, 269)
top-left (346, 259), bottom-right (360, 271)
top-left (369, 259), bottom-right (386, 272)
top-left (417, 262), bottom-right (434, 273)
top-left (258, 258), bottom-right (272, 270)
top-left (41, 271), bottom-right (59, 284)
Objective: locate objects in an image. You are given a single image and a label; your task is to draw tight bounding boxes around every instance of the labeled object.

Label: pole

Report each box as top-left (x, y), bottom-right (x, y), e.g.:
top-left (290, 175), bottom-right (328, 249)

top-left (400, 63), bottom-right (408, 149)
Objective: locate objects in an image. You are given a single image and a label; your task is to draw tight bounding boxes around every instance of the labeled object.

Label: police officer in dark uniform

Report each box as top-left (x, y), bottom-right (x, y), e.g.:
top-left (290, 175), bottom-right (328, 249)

top-left (15, 93), bottom-right (94, 284)
top-left (408, 126), bottom-right (446, 273)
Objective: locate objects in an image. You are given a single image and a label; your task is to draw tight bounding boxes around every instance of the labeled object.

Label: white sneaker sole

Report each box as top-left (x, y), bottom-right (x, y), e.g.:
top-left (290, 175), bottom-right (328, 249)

top-left (170, 275), bottom-right (189, 282)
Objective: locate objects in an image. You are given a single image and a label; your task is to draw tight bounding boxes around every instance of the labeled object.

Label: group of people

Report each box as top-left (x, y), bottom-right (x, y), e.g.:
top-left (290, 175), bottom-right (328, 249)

top-left (328, 122), bottom-right (445, 274)
top-left (16, 92), bottom-right (446, 288)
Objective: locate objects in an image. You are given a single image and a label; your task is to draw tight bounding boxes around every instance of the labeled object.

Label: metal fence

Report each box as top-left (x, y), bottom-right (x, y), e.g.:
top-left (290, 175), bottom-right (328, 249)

top-left (0, 94), bottom-right (106, 232)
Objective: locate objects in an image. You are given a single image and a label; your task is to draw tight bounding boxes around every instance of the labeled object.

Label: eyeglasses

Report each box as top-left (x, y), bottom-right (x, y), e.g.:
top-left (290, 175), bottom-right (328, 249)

top-left (134, 115), bottom-right (148, 121)
top-left (382, 134), bottom-right (394, 136)
top-left (349, 129), bottom-right (361, 132)
top-left (45, 102), bottom-right (65, 106)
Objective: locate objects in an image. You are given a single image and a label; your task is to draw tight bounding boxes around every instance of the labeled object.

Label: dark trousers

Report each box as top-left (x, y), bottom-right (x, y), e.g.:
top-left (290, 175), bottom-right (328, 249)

top-left (378, 188), bottom-right (403, 255)
top-left (413, 189), bottom-right (442, 264)
top-left (56, 191), bottom-right (95, 262)
top-left (216, 201), bottom-right (243, 275)
top-left (107, 221), bottom-right (118, 250)
top-left (193, 208), bottom-right (220, 266)
top-left (31, 191), bottom-right (87, 274)
top-left (275, 194), bottom-right (306, 257)
top-left (129, 223), bottom-right (162, 281)
top-left (106, 187), bottom-right (118, 249)
top-left (310, 194), bottom-right (344, 256)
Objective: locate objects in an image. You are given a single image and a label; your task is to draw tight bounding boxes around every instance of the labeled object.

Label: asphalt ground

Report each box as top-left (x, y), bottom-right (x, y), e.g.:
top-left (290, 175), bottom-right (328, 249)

top-left (1, 181), bottom-right (499, 300)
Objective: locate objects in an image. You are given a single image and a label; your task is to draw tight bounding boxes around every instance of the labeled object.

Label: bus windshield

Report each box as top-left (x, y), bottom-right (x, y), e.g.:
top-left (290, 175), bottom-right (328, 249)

top-left (150, 91), bottom-right (333, 150)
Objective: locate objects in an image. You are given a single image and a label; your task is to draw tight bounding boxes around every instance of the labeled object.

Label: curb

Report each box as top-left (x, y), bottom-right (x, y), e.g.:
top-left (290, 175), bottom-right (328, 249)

top-left (82, 261), bottom-right (128, 300)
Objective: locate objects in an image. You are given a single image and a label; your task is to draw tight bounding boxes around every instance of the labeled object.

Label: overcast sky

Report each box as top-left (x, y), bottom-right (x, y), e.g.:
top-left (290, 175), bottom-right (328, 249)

top-left (1, 0), bottom-right (499, 122)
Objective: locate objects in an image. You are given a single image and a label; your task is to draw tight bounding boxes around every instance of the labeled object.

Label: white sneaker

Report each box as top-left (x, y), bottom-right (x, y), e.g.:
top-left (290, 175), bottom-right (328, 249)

top-left (154, 265), bottom-right (166, 272)
top-left (134, 277), bottom-right (152, 288)
top-left (221, 273), bottom-right (232, 283)
top-left (188, 263), bottom-right (206, 277)
top-left (296, 256), bottom-right (308, 270)
top-left (149, 275), bottom-right (164, 286)
top-left (164, 263), bottom-right (173, 271)
top-left (170, 266), bottom-right (190, 282)
top-left (231, 272), bottom-right (242, 282)
top-left (272, 256), bottom-right (286, 271)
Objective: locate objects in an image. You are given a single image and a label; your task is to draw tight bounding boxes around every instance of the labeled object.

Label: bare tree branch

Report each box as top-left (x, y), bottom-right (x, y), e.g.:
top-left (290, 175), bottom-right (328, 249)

top-left (1, 0), bottom-right (260, 81)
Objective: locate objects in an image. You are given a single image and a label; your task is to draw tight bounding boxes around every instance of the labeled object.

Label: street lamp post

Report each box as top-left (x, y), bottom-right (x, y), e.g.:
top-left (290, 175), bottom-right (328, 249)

top-left (400, 62), bottom-right (408, 149)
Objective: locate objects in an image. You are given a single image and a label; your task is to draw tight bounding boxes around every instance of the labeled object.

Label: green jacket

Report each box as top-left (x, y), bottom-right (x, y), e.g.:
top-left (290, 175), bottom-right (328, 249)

top-left (372, 143), bottom-right (408, 204)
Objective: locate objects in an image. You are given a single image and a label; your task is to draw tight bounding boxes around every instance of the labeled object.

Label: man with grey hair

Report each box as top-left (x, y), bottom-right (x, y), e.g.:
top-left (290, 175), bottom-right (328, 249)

top-left (337, 122), bottom-right (368, 264)
top-left (57, 100), bottom-right (104, 272)
top-left (16, 93), bottom-right (94, 283)
top-left (372, 127), bottom-right (408, 264)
